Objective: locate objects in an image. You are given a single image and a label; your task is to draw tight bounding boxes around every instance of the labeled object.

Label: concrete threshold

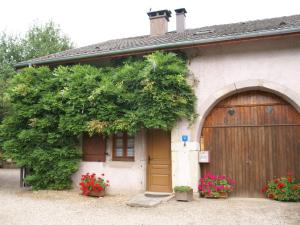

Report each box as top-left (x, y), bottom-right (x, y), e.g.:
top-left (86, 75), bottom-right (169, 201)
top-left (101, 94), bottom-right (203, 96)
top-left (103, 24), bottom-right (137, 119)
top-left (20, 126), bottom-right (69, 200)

top-left (126, 192), bottom-right (174, 208)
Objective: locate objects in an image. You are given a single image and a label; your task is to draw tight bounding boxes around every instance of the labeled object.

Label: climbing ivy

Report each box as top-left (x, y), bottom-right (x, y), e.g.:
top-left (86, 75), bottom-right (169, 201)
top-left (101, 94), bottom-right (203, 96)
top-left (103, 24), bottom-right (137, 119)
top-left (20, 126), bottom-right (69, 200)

top-left (0, 51), bottom-right (196, 190)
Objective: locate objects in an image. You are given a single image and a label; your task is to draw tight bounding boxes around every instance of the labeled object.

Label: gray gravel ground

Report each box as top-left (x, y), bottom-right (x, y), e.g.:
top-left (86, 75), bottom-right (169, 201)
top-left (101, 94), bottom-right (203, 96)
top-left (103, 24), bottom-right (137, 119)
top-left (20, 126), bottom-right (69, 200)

top-left (0, 169), bottom-right (300, 225)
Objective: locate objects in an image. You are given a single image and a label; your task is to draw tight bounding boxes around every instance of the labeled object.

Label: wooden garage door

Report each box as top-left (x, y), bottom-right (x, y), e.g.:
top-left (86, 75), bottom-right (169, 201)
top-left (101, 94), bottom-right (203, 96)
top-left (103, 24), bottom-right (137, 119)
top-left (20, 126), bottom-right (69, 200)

top-left (201, 91), bottom-right (300, 197)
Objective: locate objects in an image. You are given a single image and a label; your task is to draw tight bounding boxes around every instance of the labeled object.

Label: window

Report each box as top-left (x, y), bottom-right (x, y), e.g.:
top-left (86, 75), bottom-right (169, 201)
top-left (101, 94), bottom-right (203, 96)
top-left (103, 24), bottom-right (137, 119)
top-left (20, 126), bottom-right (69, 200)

top-left (112, 132), bottom-right (135, 161)
top-left (82, 134), bottom-right (106, 162)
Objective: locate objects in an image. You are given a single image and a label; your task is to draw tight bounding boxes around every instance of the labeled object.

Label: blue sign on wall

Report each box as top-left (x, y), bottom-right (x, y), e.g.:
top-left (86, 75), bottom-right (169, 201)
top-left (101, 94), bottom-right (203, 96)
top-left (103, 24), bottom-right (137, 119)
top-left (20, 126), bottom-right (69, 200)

top-left (181, 135), bottom-right (188, 142)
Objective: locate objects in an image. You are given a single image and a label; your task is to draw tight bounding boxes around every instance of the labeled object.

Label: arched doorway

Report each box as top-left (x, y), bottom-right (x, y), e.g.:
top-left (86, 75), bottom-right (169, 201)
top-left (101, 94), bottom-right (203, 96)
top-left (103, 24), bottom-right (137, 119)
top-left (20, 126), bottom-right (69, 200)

top-left (200, 90), bottom-right (300, 197)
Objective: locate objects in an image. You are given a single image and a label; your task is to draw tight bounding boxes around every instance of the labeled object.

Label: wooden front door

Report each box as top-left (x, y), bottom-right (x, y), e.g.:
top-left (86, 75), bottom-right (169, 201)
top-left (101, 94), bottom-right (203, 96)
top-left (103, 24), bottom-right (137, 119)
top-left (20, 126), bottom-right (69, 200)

top-left (147, 129), bottom-right (172, 192)
top-left (201, 91), bottom-right (300, 197)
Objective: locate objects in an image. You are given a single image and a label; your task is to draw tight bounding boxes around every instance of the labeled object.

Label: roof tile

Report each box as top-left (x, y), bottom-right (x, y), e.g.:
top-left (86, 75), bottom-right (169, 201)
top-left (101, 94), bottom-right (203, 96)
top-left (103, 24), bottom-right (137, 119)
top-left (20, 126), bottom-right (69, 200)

top-left (16, 14), bottom-right (300, 67)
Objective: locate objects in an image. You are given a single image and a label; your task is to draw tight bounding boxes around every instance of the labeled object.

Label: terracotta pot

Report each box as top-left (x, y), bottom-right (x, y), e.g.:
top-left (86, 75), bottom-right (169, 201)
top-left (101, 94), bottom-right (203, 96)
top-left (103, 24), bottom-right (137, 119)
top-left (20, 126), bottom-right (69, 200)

top-left (218, 192), bottom-right (229, 198)
top-left (204, 192), bottom-right (229, 199)
top-left (175, 189), bottom-right (193, 201)
top-left (88, 190), bottom-right (105, 197)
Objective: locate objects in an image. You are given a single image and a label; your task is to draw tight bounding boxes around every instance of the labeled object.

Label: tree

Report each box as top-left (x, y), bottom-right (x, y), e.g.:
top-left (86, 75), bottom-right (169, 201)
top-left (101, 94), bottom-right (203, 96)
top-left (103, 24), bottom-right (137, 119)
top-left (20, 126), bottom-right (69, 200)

top-left (0, 33), bottom-right (23, 121)
top-left (0, 21), bottom-right (74, 121)
top-left (22, 21), bottom-right (73, 60)
top-left (0, 21), bottom-right (73, 67)
top-left (0, 33), bottom-right (24, 64)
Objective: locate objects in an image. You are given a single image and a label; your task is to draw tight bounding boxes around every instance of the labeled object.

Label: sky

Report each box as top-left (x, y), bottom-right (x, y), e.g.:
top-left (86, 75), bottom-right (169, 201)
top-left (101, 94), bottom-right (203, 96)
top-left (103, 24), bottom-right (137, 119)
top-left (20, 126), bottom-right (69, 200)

top-left (1, 0), bottom-right (300, 47)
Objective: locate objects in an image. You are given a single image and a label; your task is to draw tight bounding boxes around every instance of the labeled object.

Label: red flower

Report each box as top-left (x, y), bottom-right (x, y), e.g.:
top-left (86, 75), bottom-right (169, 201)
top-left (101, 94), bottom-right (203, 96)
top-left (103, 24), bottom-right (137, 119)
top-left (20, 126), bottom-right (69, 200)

top-left (277, 183), bottom-right (285, 189)
top-left (79, 172), bottom-right (109, 196)
top-left (287, 176), bottom-right (292, 182)
top-left (274, 179), bottom-right (279, 184)
top-left (268, 193), bottom-right (274, 199)
top-left (292, 185), bottom-right (298, 190)
top-left (261, 185), bottom-right (268, 193)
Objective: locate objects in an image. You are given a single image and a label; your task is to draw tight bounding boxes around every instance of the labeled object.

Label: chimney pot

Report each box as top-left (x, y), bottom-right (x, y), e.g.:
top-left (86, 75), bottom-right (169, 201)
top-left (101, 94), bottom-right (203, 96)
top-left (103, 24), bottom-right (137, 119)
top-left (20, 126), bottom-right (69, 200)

top-left (147, 9), bottom-right (171, 35)
top-left (175, 8), bottom-right (187, 33)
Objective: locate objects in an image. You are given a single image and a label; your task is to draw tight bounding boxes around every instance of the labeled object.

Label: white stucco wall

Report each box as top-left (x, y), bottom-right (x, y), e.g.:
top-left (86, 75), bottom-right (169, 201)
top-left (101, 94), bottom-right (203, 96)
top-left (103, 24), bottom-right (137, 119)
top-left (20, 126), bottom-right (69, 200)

top-left (72, 130), bottom-right (147, 194)
top-left (171, 36), bottom-right (300, 191)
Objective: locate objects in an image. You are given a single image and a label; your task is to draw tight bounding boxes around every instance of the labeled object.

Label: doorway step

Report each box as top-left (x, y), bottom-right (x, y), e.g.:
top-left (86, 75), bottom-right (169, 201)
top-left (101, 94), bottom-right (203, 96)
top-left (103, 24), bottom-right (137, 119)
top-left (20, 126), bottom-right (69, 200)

top-left (126, 192), bottom-right (173, 207)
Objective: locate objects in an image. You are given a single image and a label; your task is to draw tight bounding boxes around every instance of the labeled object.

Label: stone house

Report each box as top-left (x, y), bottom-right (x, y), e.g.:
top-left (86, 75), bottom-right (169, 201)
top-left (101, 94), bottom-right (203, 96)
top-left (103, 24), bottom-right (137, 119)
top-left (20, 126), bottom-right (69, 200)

top-left (16, 9), bottom-right (300, 197)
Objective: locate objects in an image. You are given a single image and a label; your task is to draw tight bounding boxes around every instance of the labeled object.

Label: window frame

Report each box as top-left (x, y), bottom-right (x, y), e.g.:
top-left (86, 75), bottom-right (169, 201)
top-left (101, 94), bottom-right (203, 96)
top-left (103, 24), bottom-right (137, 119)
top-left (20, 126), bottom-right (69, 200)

top-left (112, 132), bottom-right (135, 161)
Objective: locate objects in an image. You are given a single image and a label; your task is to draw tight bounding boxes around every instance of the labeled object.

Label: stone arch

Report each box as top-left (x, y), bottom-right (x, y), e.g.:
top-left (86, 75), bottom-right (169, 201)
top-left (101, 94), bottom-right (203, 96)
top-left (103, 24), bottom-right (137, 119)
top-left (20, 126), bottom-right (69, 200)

top-left (194, 79), bottom-right (300, 141)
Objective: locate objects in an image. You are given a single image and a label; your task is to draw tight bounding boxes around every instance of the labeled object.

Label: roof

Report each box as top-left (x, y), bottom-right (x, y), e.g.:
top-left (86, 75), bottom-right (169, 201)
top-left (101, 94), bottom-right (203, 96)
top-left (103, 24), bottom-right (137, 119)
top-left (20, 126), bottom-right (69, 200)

top-left (15, 14), bottom-right (300, 68)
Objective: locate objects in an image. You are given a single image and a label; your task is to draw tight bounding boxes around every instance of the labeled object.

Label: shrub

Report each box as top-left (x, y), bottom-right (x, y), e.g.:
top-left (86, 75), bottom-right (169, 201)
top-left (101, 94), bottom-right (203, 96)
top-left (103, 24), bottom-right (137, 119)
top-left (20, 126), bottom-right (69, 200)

top-left (174, 186), bottom-right (192, 192)
top-left (262, 174), bottom-right (300, 201)
top-left (24, 147), bottom-right (81, 190)
top-left (0, 51), bottom-right (196, 190)
top-left (0, 66), bottom-right (81, 190)
top-left (198, 172), bottom-right (235, 197)
top-left (79, 173), bottom-right (109, 195)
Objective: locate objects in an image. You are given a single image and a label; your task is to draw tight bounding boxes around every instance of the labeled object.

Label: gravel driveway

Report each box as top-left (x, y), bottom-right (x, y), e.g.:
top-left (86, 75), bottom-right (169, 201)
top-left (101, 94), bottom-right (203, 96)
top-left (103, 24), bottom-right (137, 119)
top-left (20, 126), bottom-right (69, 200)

top-left (0, 169), bottom-right (299, 225)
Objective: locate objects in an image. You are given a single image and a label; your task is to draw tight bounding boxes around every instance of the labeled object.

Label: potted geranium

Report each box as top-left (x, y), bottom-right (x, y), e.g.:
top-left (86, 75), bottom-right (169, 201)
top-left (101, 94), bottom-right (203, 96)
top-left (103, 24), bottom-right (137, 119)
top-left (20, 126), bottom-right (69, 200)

top-left (198, 172), bottom-right (235, 198)
top-left (262, 174), bottom-right (300, 201)
top-left (174, 186), bottom-right (193, 202)
top-left (79, 172), bottom-right (109, 197)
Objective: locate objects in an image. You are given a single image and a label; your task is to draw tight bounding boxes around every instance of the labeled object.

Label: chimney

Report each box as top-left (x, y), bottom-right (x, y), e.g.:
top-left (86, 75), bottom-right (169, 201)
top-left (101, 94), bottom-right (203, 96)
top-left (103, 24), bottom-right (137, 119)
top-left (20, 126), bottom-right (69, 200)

top-left (147, 9), bottom-right (171, 35)
top-left (175, 8), bottom-right (187, 32)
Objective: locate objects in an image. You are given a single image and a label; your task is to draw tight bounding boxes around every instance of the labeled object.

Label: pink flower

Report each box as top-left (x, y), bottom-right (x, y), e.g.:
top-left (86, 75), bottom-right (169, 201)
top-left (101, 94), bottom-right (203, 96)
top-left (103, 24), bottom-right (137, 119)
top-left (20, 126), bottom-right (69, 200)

top-left (228, 178), bottom-right (236, 185)
top-left (217, 175), bottom-right (225, 180)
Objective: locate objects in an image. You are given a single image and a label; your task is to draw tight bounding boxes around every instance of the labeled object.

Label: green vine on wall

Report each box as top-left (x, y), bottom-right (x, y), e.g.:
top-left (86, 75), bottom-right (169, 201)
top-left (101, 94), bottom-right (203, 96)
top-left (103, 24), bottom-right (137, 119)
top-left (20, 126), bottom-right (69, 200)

top-left (0, 51), bottom-right (196, 190)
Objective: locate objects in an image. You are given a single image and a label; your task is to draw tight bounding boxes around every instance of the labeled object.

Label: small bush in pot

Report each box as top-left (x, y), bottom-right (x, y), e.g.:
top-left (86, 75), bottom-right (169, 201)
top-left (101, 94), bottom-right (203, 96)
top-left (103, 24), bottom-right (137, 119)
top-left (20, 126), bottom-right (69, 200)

top-left (262, 174), bottom-right (300, 202)
top-left (174, 186), bottom-right (193, 201)
top-left (79, 172), bottom-right (109, 197)
top-left (198, 172), bottom-right (235, 198)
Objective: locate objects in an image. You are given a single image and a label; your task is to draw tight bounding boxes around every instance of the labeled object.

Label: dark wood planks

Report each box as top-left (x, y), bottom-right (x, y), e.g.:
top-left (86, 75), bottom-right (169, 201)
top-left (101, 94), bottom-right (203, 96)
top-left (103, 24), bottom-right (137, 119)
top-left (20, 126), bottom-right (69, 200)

top-left (82, 134), bottom-right (106, 162)
top-left (201, 91), bottom-right (300, 197)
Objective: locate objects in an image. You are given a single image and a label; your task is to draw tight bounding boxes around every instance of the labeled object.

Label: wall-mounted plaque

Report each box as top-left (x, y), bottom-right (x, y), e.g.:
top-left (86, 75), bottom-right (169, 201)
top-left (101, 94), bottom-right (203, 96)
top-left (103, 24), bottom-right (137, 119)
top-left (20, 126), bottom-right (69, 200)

top-left (199, 151), bottom-right (210, 163)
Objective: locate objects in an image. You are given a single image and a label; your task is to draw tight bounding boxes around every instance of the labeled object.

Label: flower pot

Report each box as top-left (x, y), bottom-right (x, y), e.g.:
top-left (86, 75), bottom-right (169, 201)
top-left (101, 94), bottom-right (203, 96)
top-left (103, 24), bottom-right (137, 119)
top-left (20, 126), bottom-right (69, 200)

top-left (204, 192), bottom-right (229, 199)
top-left (218, 192), bottom-right (229, 198)
top-left (175, 189), bottom-right (193, 201)
top-left (88, 190), bottom-right (105, 197)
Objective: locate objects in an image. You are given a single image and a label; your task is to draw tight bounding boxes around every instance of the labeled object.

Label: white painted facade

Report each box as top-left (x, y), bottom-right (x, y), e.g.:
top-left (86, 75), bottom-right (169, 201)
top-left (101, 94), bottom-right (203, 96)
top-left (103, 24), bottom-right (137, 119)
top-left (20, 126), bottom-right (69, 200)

top-left (73, 130), bottom-right (147, 194)
top-left (74, 36), bottom-right (300, 194)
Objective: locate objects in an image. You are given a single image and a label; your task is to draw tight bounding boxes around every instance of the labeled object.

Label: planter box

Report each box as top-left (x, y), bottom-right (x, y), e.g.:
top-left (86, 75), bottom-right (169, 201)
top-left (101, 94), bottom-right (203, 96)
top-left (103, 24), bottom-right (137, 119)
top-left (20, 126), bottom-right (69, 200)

top-left (88, 190), bottom-right (105, 197)
top-left (204, 192), bottom-right (229, 199)
top-left (175, 189), bottom-right (193, 202)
